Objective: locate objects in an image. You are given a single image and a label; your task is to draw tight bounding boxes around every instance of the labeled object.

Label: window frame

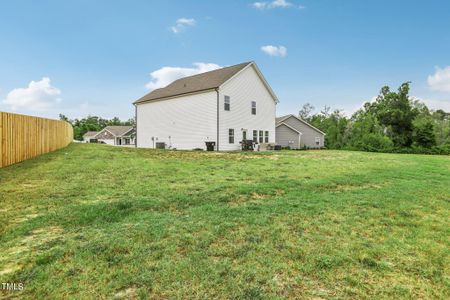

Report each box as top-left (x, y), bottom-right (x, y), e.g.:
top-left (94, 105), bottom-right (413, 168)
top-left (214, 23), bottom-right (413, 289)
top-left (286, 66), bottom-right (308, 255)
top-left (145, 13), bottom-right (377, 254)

top-left (315, 137), bottom-right (321, 145)
top-left (251, 101), bottom-right (256, 115)
top-left (264, 131), bottom-right (269, 143)
top-left (259, 130), bottom-right (263, 143)
top-left (224, 95), bottom-right (230, 111)
top-left (229, 128), bottom-right (235, 144)
top-left (253, 130), bottom-right (258, 143)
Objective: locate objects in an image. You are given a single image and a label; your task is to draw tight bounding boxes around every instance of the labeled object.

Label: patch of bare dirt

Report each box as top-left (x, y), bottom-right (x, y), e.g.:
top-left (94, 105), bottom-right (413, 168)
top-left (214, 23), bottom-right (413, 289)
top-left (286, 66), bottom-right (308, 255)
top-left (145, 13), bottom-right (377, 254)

top-left (113, 286), bottom-right (138, 299)
top-left (0, 226), bottom-right (64, 276)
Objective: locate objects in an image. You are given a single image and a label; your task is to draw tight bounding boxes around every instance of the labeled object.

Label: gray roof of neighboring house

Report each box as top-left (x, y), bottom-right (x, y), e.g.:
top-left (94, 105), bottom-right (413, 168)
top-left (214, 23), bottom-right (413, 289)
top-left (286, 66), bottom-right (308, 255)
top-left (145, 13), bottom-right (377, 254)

top-left (276, 114), bottom-right (326, 135)
top-left (98, 126), bottom-right (134, 137)
top-left (134, 62), bottom-right (252, 104)
top-left (83, 131), bottom-right (98, 138)
top-left (276, 116), bottom-right (290, 124)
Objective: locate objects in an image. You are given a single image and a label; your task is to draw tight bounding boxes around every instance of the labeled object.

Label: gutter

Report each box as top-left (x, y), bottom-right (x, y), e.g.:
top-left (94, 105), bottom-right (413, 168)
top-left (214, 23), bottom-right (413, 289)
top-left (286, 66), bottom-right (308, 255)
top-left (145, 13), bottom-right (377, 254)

top-left (215, 88), bottom-right (219, 151)
top-left (134, 88), bottom-right (217, 105)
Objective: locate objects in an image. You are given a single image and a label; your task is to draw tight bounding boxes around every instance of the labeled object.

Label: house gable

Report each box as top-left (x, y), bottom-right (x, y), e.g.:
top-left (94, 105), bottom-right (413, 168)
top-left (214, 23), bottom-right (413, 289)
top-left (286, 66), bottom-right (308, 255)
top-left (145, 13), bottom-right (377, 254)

top-left (121, 127), bottom-right (135, 137)
top-left (220, 62), bottom-right (278, 103)
top-left (278, 115), bottom-right (325, 135)
top-left (278, 115), bottom-right (325, 148)
top-left (276, 122), bottom-right (301, 134)
top-left (276, 123), bottom-right (301, 149)
top-left (95, 129), bottom-right (115, 140)
top-left (218, 63), bottom-right (277, 151)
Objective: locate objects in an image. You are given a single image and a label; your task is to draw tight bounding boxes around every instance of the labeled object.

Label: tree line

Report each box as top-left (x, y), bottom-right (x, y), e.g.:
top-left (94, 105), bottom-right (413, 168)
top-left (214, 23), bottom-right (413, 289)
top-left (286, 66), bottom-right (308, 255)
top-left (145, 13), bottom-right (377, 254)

top-left (300, 82), bottom-right (450, 154)
top-left (59, 114), bottom-right (135, 141)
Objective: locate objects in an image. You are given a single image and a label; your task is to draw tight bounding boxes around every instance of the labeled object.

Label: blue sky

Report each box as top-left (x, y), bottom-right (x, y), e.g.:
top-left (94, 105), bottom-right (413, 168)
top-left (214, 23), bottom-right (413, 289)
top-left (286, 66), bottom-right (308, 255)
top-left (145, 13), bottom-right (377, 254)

top-left (1, 0), bottom-right (449, 120)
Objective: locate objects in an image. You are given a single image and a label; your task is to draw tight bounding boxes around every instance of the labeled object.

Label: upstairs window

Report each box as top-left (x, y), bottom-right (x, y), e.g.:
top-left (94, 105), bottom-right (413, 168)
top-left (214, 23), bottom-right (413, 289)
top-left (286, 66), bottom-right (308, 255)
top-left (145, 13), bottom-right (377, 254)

top-left (251, 101), bottom-right (256, 115)
top-left (259, 130), bottom-right (263, 143)
top-left (253, 130), bottom-right (258, 142)
top-left (229, 129), bottom-right (235, 144)
top-left (265, 131), bottom-right (269, 143)
top-left (224, 96), bottom-right (230, 111)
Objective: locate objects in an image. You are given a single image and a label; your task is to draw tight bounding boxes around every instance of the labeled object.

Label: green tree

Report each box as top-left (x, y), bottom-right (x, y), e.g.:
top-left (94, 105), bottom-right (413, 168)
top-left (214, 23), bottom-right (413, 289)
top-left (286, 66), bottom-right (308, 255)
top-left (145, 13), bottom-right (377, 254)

top-left (346, 108), bottom-right (391, 150)
top-left (412, 117), bottom-right (436, 148)
top-left (59, 114), bottom-right (134, 140)
top-left (59, 114), bottom-right (69, 122)
top-left (367, 82), bottom-right (418, 147)
top-left (431, 109), bottom-right (450, 146)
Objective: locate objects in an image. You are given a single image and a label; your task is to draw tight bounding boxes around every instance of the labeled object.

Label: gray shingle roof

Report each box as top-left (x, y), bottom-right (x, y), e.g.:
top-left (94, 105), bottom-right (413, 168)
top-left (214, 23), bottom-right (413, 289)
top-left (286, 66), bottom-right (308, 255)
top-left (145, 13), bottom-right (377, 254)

top-left (101, 126), bottom-right (134, 137)
top-left (276, 114), bottom-right (326, 135)
top-left (134, 62), bottom-right (252, 104)
top-left (276, 115), bottom-right (291, 124)
top-left (83, 131), bottom-right (98, 138)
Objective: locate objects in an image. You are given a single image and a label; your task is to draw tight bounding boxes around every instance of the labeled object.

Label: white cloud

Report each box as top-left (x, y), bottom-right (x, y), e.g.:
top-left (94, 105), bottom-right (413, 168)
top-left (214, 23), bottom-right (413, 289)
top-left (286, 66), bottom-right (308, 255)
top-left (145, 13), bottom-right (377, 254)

top-left (253, 0), bottom-right (303, 10)
top-left (253, 2), bottom-right (268, 9)
top-left (411, 96), bottom-right (450, 112)
top-left (271, 0), bottom-right (293, 8)
top-left (145, 62), bottom-right (221, 90)
top-left (427, 66), bottom-right (450, 92)
top-left (261, 45), bottom-right (287, 57)
top-left (3, 77), bottom-right (61, 111)
top-left (170, 18), bottom-right (196, 33)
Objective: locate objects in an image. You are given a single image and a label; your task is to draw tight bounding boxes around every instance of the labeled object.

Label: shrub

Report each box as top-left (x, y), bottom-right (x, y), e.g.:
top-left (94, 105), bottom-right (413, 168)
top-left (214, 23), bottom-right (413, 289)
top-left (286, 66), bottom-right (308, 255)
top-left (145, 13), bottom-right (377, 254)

top-left (353, 133), bottom-right (394, 152)
top-left (412, 117), bottom-right (436, 148)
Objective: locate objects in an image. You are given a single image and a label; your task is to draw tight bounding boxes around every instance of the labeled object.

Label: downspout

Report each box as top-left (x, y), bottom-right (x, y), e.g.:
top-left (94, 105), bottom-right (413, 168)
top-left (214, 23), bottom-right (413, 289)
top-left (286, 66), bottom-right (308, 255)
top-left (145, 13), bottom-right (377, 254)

top-left (215, 88), bottom-right (219, 151)
top-left (134, 104), bottom-right (137, 148)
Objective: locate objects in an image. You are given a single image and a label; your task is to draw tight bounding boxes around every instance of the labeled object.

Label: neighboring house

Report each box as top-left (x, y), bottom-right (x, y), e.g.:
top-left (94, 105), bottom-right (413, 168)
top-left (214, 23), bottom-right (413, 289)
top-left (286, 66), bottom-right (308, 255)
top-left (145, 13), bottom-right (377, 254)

top-left (94, 126), bottom-right (135, 146)
top-left (83, 131), bottom-right (98, 143)
top-left (134, 61), bottom-right (278, 151)
top-left (276, 114), bottom-right (325, 149)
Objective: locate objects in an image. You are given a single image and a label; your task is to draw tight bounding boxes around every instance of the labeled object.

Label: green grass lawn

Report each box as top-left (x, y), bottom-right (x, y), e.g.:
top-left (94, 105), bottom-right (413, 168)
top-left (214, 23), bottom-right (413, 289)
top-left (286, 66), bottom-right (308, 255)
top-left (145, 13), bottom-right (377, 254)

top-left (0, 144), bottom-right (449, 299)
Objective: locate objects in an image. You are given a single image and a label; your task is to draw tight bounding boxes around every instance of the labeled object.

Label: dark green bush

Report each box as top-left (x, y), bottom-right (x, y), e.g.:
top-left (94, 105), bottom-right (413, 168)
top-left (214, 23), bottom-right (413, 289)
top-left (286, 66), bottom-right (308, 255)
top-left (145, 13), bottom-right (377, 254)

top-left (353, 133), bottom-right (394, 152)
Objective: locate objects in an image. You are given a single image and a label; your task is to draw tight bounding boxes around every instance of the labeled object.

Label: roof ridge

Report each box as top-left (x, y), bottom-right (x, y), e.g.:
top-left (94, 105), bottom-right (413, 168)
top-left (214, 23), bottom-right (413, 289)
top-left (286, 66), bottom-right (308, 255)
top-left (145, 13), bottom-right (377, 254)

top-left (169, 61), bottom-right (252, 83)
top-left (133, 61), bottom-right (254, 104)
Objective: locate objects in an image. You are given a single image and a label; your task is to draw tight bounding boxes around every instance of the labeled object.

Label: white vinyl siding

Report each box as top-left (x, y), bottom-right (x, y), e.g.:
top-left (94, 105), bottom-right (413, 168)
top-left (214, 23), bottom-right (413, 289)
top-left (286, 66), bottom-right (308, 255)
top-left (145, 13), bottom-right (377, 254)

top-left (136, 91), bottom-right (217, 150)
top-left (218, 65), bottom-right (276, 151)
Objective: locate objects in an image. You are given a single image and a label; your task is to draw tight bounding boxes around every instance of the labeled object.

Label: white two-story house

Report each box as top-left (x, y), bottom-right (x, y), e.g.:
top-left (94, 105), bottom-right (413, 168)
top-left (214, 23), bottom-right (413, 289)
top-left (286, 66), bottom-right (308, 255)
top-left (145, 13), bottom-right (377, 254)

top-left (133, 62), bottom-right (278, 151)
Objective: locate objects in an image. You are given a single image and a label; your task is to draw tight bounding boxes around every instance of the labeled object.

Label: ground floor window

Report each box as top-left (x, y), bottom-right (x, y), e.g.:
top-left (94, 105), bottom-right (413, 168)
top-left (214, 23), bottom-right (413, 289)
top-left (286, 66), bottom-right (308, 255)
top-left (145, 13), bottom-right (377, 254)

top-left (259, 130), bottom-right (263, 143)
top-left (315, 137), bottom-right (321, 145)
top-left (253, 130), bottom-right (257, 142)
top-left (229, 129), bottom-right (234, 144)
top-left (264, 131), bottom-right (269, 143)
top-left (124, 138), bottom-right (130, 145)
